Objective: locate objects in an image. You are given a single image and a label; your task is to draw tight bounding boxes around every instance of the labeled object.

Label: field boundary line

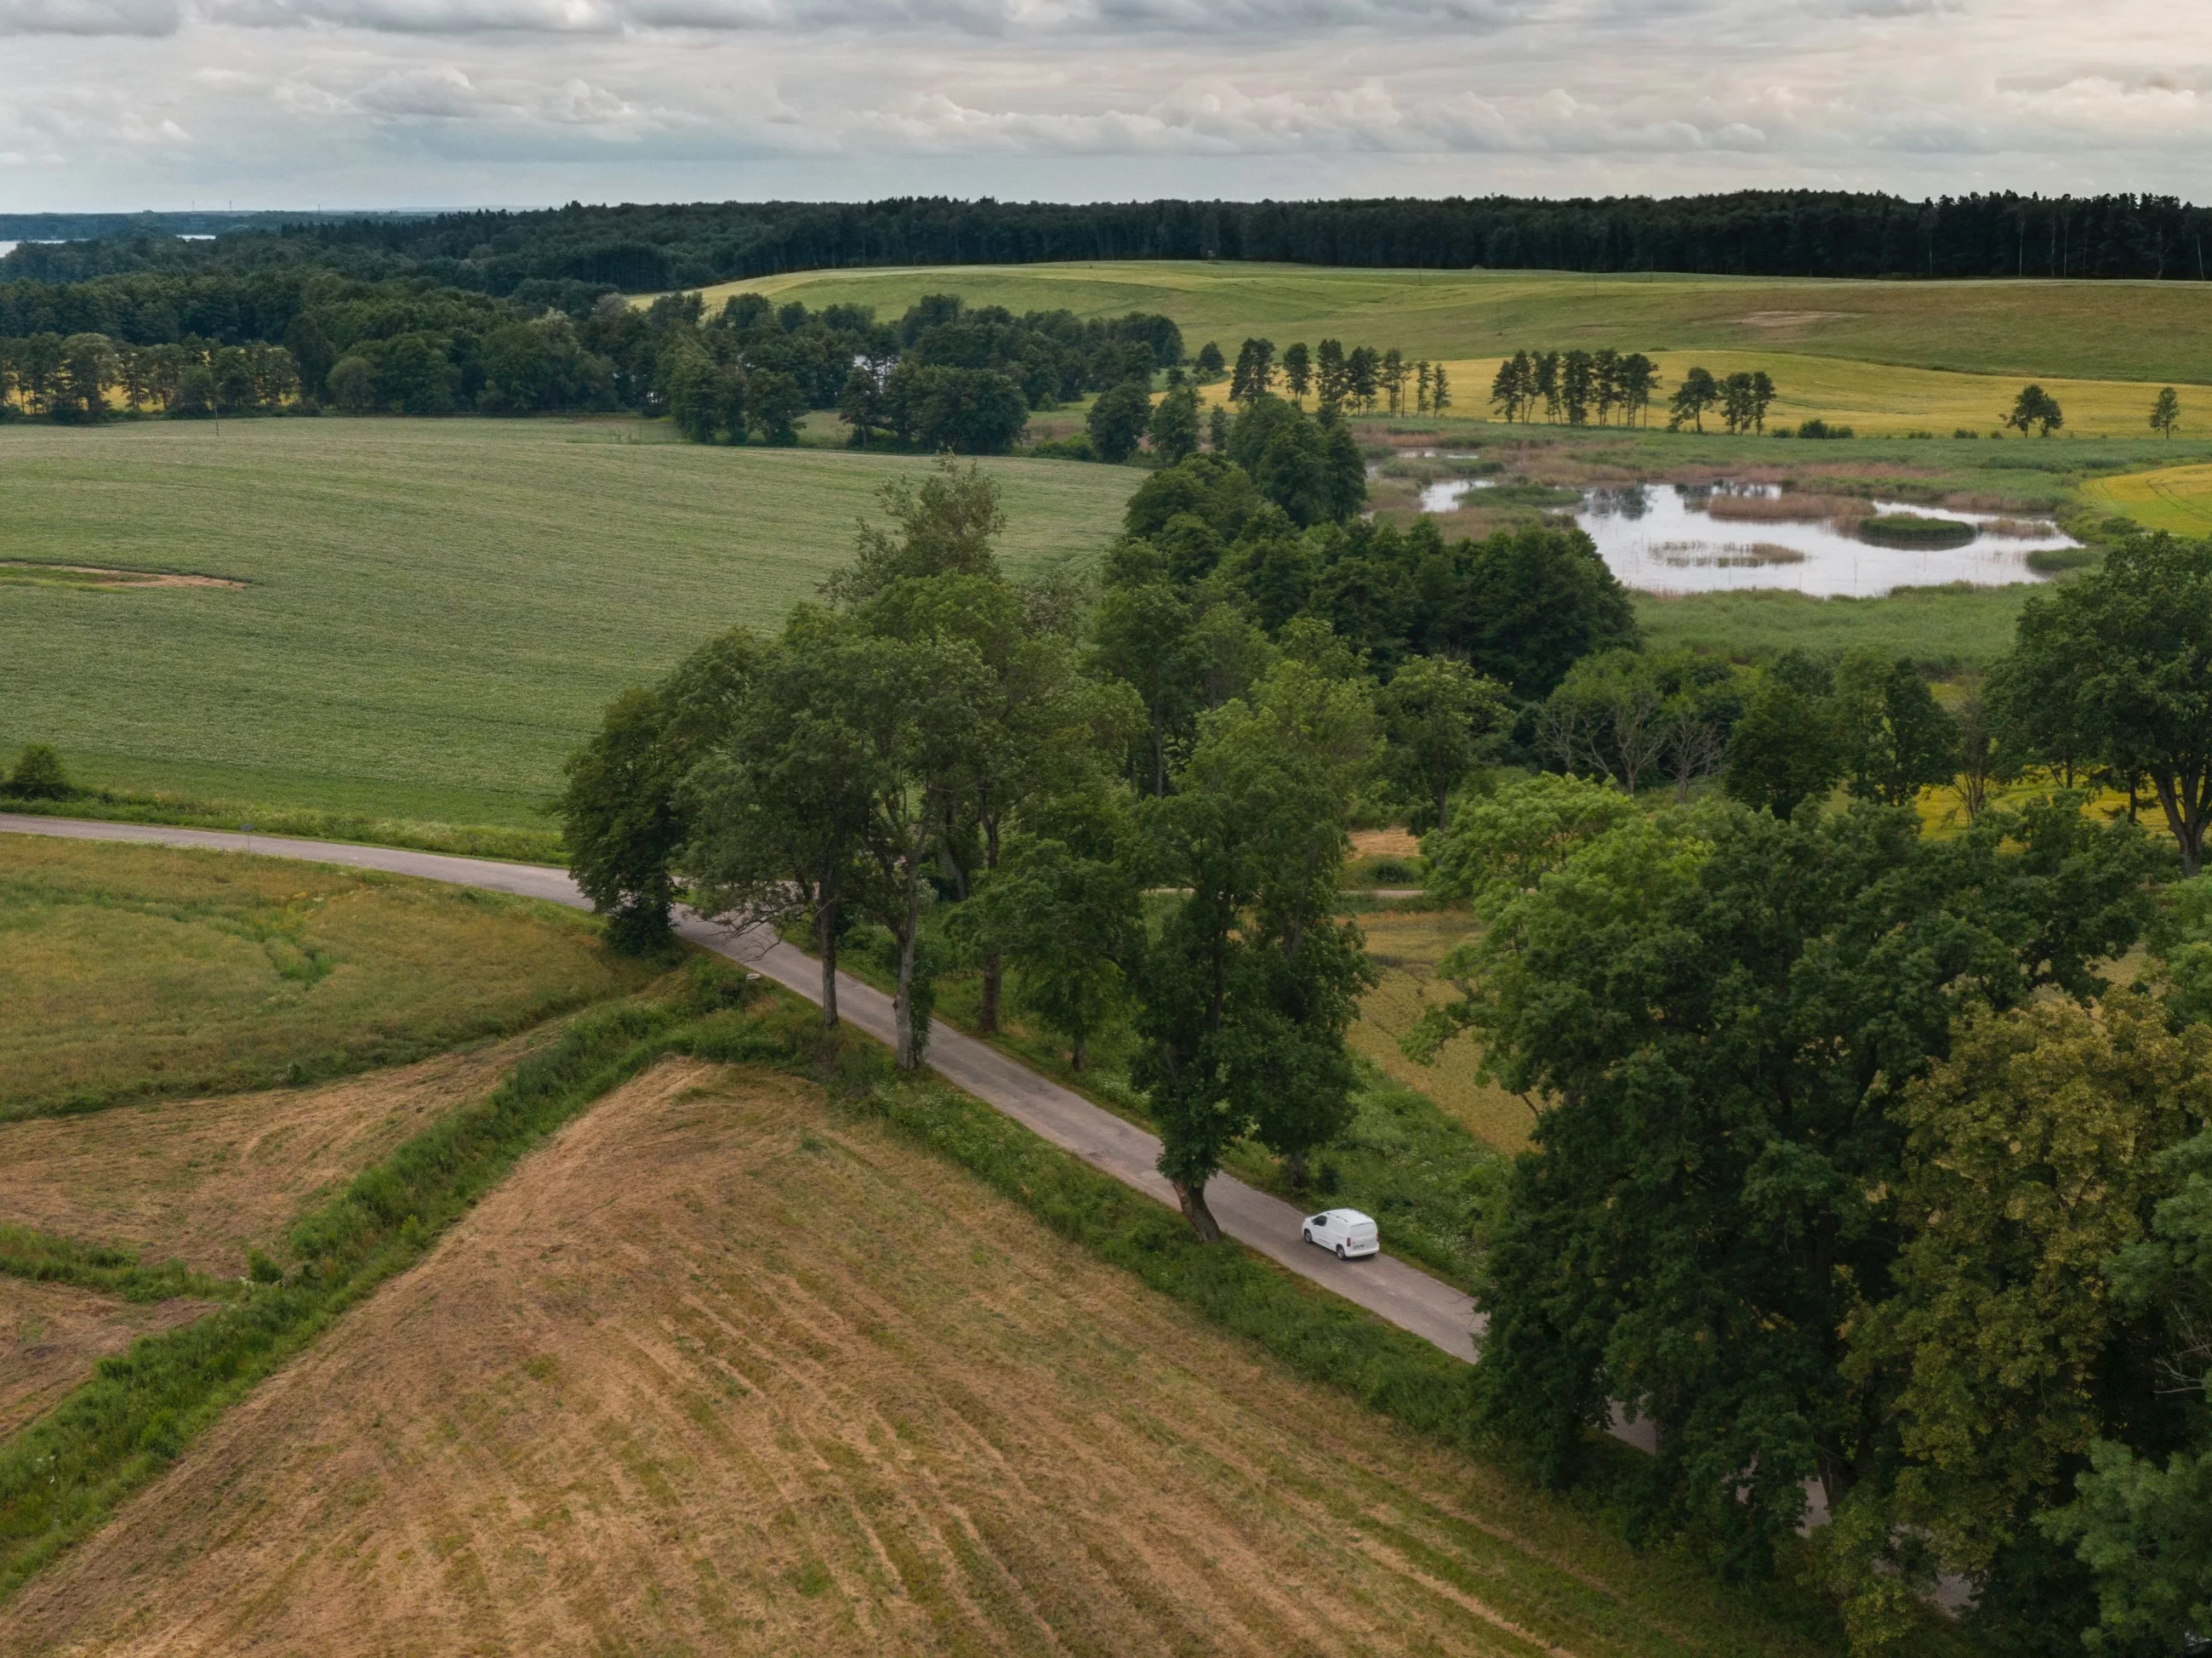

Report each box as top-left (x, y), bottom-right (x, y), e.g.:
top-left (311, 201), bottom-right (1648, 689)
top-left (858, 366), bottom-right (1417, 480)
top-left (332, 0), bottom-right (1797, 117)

top-left (0, 813), bottom-right (1478, 1361)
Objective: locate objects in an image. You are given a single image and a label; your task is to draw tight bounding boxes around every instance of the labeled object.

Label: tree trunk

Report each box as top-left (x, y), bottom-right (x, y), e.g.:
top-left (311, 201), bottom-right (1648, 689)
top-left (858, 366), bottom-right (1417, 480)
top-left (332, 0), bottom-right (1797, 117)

top-left (814, 897), bottom-right (840, 1029)
top-left (892, 864), bottom-right (925, 1071)
top-left (1435, 783), bottom-right (1450, 834)
top-left (1285, 1148), bottom-right (1308, 1189)
top-left (1153, 716), bottom-right (1168, 799)
top-left (977, 816), bottom-right (1003, 1033)
top-left (978, 953), bottom-right (1002, 1034)
top-left (2153, 769), bottom-right (2204, 879)
top-left (1172, 1177), bottom-right (1223, 1243)
top-left (1070, 1031), bottom-right (1086, 1071)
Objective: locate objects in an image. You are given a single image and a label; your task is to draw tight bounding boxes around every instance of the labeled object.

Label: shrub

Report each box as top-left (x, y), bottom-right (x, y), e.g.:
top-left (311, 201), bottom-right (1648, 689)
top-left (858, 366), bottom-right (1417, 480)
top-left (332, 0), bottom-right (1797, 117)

top-left (4, 744), bottom-right (72, 800)
top-left (1795, 418), bottom-right (1856, 440)
top-left (1028, 434), bottom-right (1098, 461)
top-left (1859, 513), bottom-right (1976, 549)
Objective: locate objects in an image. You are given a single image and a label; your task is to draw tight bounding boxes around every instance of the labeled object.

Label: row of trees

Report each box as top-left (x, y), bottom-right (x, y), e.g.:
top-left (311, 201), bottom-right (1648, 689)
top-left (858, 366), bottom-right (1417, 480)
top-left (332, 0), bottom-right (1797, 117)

top-left (19, 191), bottom-right (2212, 291)
top-left (0, 333), bottom-right (299, 419)
top-left (1420, 532), bottom-right (2212, 1655)
top-left (1485, 354), bottom-right (1779, 433)
top-left (1489, 348), bottom-right (1661, 426)
top-left (1223, 337), bottom-right (1451, 417)
top-left (562, 419), bottom-right (1639, 1220)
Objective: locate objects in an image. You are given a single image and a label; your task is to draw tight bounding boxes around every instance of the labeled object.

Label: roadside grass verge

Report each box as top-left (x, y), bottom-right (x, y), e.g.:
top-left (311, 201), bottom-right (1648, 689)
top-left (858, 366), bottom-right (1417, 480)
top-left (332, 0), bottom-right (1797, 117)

top-left (808, 916), bottom-right (1504, 1293)
top-left (0, 789), bottom-right (563, 864)
top-left (0, 837), bottom-right (657, 1120)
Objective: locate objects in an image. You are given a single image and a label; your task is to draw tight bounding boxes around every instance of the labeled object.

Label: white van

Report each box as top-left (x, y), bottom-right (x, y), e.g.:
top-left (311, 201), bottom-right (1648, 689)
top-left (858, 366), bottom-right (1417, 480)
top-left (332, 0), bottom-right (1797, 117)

top-left (1302, 1208), bottom-right (1379, 1260)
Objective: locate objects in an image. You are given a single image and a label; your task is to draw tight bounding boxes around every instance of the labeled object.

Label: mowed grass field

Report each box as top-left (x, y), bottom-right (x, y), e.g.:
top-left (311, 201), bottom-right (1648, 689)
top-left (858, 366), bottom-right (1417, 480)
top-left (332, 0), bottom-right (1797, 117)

top-left (1, 1053), bottom-right (1844, 1658)
top-left (0, 419), bottom-right (1142, 827)
top-left (1260, 351), bottom-right (2206, 439)
top-left (2083, 461), bottom-right (2212, 533)
top-left (716, 260), bottom-right (2212, 385)
top-left (0, 835), bottom-right (654, 1117)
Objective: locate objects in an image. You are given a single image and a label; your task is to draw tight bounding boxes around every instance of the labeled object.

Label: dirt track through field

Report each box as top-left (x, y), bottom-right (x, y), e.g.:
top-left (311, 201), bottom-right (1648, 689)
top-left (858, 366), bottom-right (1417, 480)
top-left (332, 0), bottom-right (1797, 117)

top-left (0, 1037), bottom-right (534, 1277)
top-left (2, 1059), bottom-right (1780, 1658)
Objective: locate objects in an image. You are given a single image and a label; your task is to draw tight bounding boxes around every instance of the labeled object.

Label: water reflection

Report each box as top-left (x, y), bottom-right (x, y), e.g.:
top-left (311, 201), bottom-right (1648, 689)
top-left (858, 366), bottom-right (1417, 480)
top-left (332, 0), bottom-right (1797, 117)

top-left (1573, 483), bottom-right (2073, 597)
top-left (1417, 477), bottom-right (1495, 513)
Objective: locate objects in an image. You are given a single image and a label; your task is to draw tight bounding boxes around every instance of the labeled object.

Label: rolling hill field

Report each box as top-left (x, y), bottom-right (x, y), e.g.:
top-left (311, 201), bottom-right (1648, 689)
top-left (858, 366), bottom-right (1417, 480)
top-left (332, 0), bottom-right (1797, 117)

top-left (0, 1051), bottom-right (1844, 1658)
top-left (0, 419), bottom-right (1142, 830)
top-left (715, 260), bottom-right (2212, 386)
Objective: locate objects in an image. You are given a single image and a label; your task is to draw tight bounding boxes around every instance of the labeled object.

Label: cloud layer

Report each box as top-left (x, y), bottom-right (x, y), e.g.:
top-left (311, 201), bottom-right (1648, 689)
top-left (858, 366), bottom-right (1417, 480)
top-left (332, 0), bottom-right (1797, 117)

top-left (2, 0), bottom-right (2208, 208)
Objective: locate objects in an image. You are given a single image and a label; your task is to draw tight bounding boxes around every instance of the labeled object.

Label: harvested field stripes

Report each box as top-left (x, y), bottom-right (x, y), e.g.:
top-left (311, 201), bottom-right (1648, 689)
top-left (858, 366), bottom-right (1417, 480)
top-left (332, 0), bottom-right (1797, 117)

top-left (1, 1056), bottom-right (1840, 1657)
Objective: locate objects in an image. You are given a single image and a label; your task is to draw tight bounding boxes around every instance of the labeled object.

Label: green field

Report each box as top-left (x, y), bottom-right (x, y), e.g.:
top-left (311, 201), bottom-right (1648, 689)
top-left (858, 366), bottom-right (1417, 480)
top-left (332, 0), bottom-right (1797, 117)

top-left (721, 260), bottom-right (2212, 385)
top-left (0, 835), bottom-right (655, 1117)
top-left (2083, 461), bottom-right (2212, 533)
top-left (0, 418), bottom-right (1141, 829)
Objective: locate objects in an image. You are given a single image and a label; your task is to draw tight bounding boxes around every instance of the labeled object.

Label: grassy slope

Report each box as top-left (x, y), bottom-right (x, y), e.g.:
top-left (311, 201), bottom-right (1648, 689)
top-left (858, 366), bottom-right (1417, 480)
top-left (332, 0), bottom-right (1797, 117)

top-left (1, 1044), bottom-right (1850, 1658)
top-left (0, 418), bottom-right (1140, 826)
top-left (2083, 460), bottom-right (2212, 533)
top-left (713, 260), bottom-right (2212, 384)
top-left (0, 836), bottom-right (654, 1117)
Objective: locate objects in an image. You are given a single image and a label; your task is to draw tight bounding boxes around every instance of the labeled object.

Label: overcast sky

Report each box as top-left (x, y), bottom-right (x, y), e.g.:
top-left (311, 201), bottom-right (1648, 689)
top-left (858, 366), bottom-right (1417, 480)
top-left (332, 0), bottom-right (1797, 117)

top-left (1, 0), bottom-right (2204, 210)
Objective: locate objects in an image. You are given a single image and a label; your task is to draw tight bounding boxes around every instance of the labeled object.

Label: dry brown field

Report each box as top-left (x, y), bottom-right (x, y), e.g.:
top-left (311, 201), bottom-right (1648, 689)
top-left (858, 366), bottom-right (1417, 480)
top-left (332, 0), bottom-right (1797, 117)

top-left (0, 1280), bottom-right (214, 1439)
top-left (3, 1057), bottom-right (1827, 1658)
top-left (0, 1036), bottom-right (537, 1279)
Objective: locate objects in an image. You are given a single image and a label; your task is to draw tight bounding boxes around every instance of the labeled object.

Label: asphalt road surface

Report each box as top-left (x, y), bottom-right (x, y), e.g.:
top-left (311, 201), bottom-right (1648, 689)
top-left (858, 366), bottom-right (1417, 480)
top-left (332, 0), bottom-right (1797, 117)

top-left (3, 814), bottom-right (1479, 1362)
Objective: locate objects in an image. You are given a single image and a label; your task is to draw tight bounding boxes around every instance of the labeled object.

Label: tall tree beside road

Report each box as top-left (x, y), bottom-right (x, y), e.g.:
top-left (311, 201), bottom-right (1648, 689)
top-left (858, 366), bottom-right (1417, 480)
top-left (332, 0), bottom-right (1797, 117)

top-left (1136, 654), bottom-right (1379, 1231)
top-left (955, 784), bottom-right (1143, 1070)
top-left (559, 687), bottom-right (691, 954)
top-left (682, 616), bottom-right (875, 1027)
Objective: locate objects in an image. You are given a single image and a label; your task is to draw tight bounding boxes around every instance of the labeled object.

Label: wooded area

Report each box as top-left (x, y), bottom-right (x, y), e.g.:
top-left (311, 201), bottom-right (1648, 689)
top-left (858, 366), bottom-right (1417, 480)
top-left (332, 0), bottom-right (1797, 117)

top-left (6, 191), bottom-right (2209, 294)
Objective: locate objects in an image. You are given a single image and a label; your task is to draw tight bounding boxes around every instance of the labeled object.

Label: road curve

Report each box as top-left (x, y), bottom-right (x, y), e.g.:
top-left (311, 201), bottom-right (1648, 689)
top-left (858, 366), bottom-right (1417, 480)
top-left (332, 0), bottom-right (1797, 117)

top-left (3, 813), bottom-right (1479, 1362)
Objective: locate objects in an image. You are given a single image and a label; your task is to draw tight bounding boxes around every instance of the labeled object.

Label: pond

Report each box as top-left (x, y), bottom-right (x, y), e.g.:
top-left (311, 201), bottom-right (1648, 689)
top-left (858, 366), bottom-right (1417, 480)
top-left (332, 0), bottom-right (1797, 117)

top-left (1396, 466), bottom-right (2078, 597)
top-left (1573, 484), bottom-right (2076, 597)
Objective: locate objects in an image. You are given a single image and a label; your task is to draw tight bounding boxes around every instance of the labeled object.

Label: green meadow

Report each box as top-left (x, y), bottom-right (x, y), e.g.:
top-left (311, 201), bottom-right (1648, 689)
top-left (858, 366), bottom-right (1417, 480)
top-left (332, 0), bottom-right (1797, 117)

top-left (0, 418), bottom-right (1141, 831)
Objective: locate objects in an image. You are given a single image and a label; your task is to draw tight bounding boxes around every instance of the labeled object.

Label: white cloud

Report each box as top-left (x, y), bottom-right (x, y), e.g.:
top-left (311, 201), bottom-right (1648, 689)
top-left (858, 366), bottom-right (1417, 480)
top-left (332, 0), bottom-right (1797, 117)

top-left (0, 0), bottom-right (176, 33)
top-left (0, 0), bottom-right (2207, 208)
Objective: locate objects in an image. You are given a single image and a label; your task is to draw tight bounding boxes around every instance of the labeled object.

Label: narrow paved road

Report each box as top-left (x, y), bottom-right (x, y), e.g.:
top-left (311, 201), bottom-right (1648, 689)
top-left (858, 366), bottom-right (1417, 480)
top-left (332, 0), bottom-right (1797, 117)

top-left (4, 814), bottom-right (1479, 1361)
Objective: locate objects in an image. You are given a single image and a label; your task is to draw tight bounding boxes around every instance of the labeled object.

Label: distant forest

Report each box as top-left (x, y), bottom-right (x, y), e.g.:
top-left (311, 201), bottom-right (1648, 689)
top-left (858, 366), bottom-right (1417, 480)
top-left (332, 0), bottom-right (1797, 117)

top-left (5, 191), bottom-right (2212, 293)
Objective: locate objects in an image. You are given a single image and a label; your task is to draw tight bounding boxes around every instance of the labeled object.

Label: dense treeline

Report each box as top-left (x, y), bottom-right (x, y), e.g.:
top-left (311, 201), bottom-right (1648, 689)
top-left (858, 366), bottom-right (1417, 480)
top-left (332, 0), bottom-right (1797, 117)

top-left (660, 288), bottom-right (1180, 452)
top-left (0, 275), bottom-right (1179, 442)
top-left (10, 191), bottom-right (2212, 292)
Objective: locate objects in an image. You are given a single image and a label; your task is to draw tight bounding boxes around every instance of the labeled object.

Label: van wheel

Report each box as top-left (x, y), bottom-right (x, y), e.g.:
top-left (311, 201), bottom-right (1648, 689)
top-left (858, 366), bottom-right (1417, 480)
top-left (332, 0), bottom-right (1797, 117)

top-left (1302, 1228), bottom-right (1313, 1245)
top-left (1336, 1244), bottom-right (1347, 1260)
